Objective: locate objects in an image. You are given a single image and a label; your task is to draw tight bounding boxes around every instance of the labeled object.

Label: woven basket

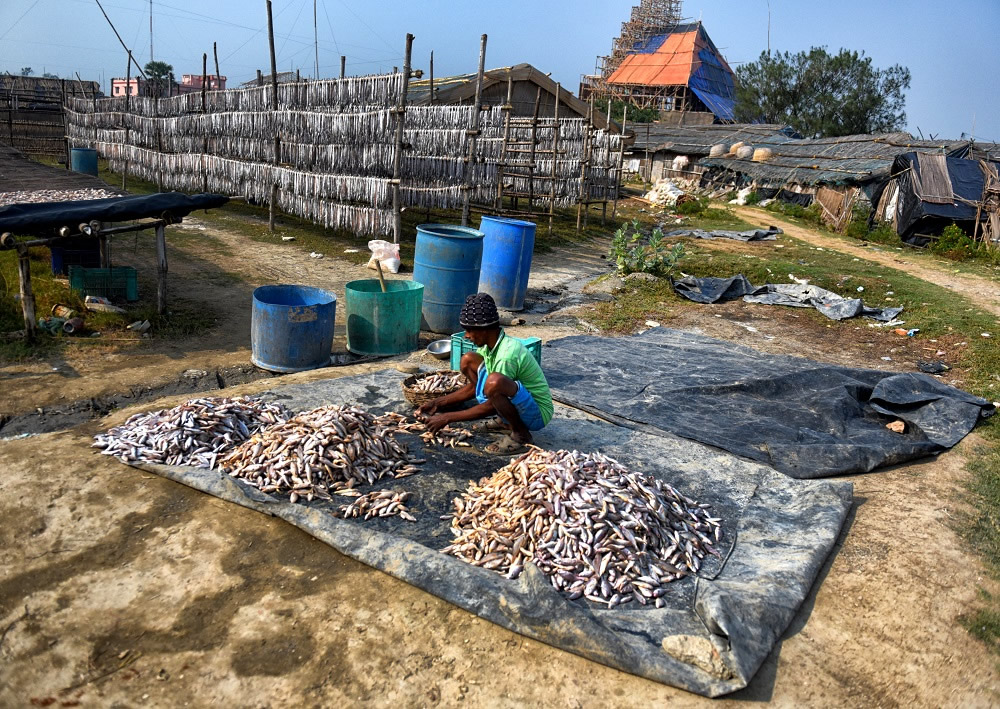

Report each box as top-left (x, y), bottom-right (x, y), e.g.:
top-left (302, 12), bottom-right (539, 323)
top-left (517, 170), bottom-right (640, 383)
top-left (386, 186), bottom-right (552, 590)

top-left (709, 143), bottom-right (728, 158)
top-left (736, 145), bottom-right (755, 160)
top-left (401, 370), bottom-right (464, 406)
top-left (752, 147), bottom-right (774, 162)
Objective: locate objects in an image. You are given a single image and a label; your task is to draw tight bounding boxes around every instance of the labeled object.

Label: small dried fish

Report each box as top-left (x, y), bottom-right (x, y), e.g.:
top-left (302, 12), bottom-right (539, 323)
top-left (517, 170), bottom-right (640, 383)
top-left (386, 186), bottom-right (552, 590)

top-left (334, 489), bottom-right (416, 522)
top-left (376, 411), bottom-right (473, 448)
top-left (442, 447), bottom-right (723, 607)
top-left (92, 396), bottom-right (290, 469)
top-left (410, 372), bottom-right (464, 394)
top-left (221, 405), bottom-right (424, 503)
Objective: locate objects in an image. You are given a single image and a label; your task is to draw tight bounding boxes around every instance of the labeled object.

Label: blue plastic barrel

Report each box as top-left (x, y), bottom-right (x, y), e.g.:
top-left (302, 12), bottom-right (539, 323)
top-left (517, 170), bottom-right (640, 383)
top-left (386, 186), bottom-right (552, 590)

top-left (412, 224), bottom-right (484, 334)
top-left (251, 285), bottom-right (336, 373)
top-left (478, 216), bottom-right (537, 311)
top-left (70, 148), bottom-right (98, 176)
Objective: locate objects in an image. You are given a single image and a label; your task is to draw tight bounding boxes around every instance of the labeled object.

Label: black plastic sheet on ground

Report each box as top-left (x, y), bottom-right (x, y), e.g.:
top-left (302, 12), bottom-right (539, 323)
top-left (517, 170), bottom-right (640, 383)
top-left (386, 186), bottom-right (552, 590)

top-left (543, 329), bottom-right (993, 478)
top-left (672, 274), bottom-right (904, 321)
top-left (126, 368), bottom-right (852, 697)
top-left (0, 192), bottom-right (229, 235)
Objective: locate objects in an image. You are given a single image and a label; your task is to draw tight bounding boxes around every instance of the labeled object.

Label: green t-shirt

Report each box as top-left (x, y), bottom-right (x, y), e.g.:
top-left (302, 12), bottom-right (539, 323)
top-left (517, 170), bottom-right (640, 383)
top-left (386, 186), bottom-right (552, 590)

top-left (477, 330), bottom-right (553, 425)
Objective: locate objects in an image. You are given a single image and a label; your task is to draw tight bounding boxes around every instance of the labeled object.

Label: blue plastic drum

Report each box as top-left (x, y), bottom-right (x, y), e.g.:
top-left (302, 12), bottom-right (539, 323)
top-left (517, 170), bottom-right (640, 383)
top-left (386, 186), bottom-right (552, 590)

top-left (412, 224), bottom-right (484, 334)
top-left (478, 216), bottom-right (536, 311)
top-left (251, 285), bottom-right (336, 373)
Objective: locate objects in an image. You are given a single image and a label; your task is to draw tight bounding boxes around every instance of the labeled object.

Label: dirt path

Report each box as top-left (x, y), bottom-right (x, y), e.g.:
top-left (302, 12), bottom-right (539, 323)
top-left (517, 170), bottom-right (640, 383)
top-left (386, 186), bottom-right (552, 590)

top-left (734, 206), bottom-right (1000, 318)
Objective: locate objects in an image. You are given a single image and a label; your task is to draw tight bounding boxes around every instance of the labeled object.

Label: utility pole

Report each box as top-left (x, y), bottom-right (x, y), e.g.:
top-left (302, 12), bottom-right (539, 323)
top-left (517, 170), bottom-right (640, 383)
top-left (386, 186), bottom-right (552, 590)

top-left (313, 0), bottom-right (319, 80)
top-left (266, 0), bottom-right (280, 232)
top-left (149, 0), bottom-right (153, 63)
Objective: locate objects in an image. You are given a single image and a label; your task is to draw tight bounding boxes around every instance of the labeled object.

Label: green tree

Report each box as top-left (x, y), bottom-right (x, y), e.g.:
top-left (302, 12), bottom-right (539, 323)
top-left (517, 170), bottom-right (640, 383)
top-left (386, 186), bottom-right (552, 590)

top-left (19, 66), bottom-right (33, 76)
top-left (143, 60), bottom-right (174, 97)
top-left (733, 47), bottom-right (911, 138)
top-left (594, 97), bottom-right (659, 124)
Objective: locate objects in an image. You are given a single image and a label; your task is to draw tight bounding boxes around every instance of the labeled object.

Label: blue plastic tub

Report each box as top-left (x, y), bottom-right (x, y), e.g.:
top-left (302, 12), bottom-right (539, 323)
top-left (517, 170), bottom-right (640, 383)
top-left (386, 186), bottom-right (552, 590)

top-left (478, 216), bottom-right (536, 311)
top-left (70, 148), bottom-right (98, 176)
top-left (251, 285), bottom-right (337, 373)
top-left (412, 224), bottom-right (484, 334)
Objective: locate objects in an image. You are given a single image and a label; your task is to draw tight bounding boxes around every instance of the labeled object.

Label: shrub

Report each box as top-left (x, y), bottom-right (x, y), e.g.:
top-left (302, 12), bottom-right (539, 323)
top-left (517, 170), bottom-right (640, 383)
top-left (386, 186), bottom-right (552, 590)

top-left (744, 191), bottom-right (761, 206)
top-left (932, 223), bottom-right (977, 260)
top-left (675, 198), bottom-right (706, 216)
top-left (609, 219), bottom-right (686, 278)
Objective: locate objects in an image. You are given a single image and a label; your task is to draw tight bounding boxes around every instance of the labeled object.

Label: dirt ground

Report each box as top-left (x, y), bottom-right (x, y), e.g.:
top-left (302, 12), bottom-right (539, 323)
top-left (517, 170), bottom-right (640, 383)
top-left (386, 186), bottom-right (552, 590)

top-left (2, 207), bottom-right (999, 706)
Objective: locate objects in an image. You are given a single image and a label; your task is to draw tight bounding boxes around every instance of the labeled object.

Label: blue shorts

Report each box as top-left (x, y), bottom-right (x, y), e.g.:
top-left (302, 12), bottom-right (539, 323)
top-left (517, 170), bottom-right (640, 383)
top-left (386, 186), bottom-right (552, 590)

top-left (475, 365), bottom-right (546, 431)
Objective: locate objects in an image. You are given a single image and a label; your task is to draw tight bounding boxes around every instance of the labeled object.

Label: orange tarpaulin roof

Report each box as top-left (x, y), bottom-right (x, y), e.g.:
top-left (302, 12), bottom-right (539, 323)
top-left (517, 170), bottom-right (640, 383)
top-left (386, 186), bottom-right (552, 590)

top-left (608, 27), bottom-right (719, 87)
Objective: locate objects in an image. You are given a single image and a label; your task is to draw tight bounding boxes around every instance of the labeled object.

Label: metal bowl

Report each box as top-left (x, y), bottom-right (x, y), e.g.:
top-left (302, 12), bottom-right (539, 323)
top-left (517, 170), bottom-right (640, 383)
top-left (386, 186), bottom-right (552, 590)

top-left (427, 339), bottom-right (451, 360)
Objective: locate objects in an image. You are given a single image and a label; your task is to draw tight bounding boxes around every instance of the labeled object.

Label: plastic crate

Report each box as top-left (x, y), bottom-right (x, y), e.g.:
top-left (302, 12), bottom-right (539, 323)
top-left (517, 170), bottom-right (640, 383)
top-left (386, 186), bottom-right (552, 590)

top-left (449, 331), bottom-right (542, 371)
top-left (68, 266), bottom-right (139, 302)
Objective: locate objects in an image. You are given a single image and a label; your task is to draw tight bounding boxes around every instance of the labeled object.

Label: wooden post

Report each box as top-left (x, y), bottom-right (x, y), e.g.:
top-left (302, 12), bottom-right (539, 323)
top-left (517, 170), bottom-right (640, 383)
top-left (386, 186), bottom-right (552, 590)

top-left (340, 56), bottom-right (346, 79)
top-left (202, 53), bottom-right (209, 193)
top-left (548, 83), bottom-right (560, 235)
top-left (99, 235), bottom-right (110, 268)
top-left (15, 243), bottom-right (36, 341)
top-left (644, 123), bottom-right (651, 188)
top-left (428, 51), bottom-right (434, 105)
top-left (266, 0), bottom-right (280, 232)
top-left (461, 33), bottom-right (487, 227)
top-left (257, 69), bottom-right (263, 87)
top-left (214, 41), bottom-right (221, 86)
top-left (496, 71), bottom-right (513, 212)
top-left (155, 223), bottom-right (168, 315)
top-left (61, 79), bottom-right (70, 170)
top-left (612, 103), bottom-right (626, 220)
top-left (122, 55), bottom-right (131, 190)
top-left (577, 97), bottom-right (592, 231)
top-left (391, 34), bottom-right (414, 245)
top-left (528, 86), bottom-right (541, 213)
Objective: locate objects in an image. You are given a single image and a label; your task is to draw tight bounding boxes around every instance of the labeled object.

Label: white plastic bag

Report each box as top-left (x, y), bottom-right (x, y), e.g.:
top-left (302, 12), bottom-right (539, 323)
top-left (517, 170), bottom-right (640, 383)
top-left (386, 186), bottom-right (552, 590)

top-left (367, 239), bottom-right (401, 274)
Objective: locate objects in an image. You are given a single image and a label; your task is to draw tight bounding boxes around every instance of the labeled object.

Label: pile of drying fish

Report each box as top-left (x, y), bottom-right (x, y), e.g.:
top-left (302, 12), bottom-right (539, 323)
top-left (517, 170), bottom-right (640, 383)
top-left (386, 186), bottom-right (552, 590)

top-left (334, 489), bottom-right (416, 522)
top-left (442, 448), bottom-right (722, 608)
top-left (93, 396), bottom-right (290, 469)
top-left (409, 371), bottom-right (465, 394)
top-left (0, 188), bottom-right (117, 207)
top-left (221, 405), bottom-right (424, 503)
top-left (377, 411), bottom-right (474, 448)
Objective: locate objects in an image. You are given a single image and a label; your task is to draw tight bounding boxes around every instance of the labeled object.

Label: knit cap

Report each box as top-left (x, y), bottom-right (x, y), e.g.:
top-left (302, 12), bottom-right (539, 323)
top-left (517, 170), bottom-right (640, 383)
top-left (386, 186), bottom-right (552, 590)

top-left (459, 292), bottom-right (500, 328)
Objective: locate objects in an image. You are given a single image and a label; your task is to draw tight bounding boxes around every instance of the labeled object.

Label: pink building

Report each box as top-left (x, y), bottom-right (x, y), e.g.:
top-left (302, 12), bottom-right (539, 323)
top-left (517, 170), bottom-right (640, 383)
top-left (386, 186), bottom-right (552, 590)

top-left (109, 73), bottom-right (226, 97)
top-left (110, 77), bottom-right (146, 97)
top-left (177, 74), bottom-right (227, 94)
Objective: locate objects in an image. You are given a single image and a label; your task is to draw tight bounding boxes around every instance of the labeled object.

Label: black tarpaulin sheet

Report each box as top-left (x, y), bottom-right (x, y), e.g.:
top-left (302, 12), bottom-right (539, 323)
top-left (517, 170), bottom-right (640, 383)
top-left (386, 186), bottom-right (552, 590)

top-left (543, 329), bottom-right (994, 478)
top-left (127, 368), bottom-right (853, 697)
top-left (0, 192), bottom-right (229, 234)
top-left (672, 275), bottom-right (904, 321)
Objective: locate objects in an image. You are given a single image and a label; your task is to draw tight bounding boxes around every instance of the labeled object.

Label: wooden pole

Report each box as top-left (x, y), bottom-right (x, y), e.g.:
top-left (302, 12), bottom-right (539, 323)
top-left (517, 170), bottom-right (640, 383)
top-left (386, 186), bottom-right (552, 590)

top-left (548, 83), bottom-right (560, 235)
top-left (577, 97), bottom-right (592, 231)
top-left (528, 85), bottom-right (541, 213)
top-left (496, 71), bottom-right (513, 213)
top-left (61, 79), bottom-right (70, 170)
top-left (213, 42), bottom-right (221, 87)
top-left (266, 0), bottom-right (280, 232)
top-left (644, 122), bottom-right (650, 188)
top-left (461, 33), bottom-right (487, 227)
top-left (122, 55), bottom-right (131, 190)
top-left (391, 34), bottom-right (414, 245)
top-left (155, 223), bottom-right (168, 315)
top-left (612, 103), bottom-right (626, 220)
top-left (15, 243), bottom-right (36, 341)
top-left (340, 56), bottom-right (346, 79)
top-left (428, 51), bottom-right (434, 104)
top-left (257, 69), bottom-right (263, 87)
top-left (202, 53), bottom-right (209, 193)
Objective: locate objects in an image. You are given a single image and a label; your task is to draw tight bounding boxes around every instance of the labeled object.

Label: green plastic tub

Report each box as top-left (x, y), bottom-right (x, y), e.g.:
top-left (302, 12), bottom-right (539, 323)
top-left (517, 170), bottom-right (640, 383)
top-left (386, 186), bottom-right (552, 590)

top-left (345, 279), bottom-right (424, 356)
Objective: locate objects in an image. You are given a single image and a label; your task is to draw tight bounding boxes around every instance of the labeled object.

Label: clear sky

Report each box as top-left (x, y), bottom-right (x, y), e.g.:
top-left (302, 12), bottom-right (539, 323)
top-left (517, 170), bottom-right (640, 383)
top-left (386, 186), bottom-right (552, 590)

top-left (1, 0), bottom-right (997, 141)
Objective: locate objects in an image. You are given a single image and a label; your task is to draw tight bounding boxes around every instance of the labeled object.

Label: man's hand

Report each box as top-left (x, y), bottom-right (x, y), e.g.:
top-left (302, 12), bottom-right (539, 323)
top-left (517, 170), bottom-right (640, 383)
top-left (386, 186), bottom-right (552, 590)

top-left (425, 413), bottom-right (451, 433)
top-left (417, 399), bottom-right (439, 419)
